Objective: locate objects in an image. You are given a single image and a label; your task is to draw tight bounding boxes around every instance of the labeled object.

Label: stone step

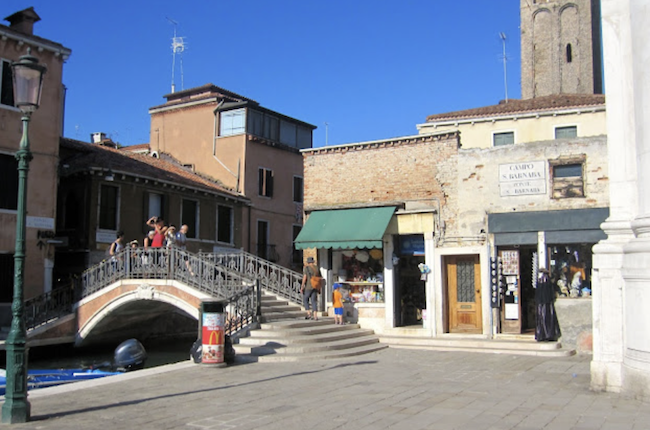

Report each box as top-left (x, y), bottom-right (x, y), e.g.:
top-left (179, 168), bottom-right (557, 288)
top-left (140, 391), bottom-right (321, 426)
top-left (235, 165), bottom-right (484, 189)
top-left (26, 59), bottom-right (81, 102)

top-left (259, 318), bottom-right (342, 330)
top-left (239, 327), bottom-right (375, 346)
top-left (378, 335), bottom-right (575, 357)
top-left (251, 321), bottom-right (361, 338)
top-left (259, 311), bottom-right (308, 323)
top-left (260, 298), bottom-right (290, 307)
top-left (254, 342), bottom-right (388, 363)
top-left (261, 304), bottom-right (301, 313)
top-left (234, 335), bottom-right (380, 356)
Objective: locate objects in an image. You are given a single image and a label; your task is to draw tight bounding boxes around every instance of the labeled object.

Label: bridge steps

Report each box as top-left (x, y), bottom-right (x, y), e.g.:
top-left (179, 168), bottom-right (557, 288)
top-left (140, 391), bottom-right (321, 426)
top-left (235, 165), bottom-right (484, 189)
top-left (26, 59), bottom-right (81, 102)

top-left (234, 295), bottom-right (386, 362)
top-left (377, 333), bottom-right (575, 357)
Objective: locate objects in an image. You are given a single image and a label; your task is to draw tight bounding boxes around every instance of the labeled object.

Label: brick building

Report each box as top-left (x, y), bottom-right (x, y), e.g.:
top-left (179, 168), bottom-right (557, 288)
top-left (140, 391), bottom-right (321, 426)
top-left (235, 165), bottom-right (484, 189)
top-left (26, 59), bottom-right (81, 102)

top-left (0, 8), bottom-right (71, 326)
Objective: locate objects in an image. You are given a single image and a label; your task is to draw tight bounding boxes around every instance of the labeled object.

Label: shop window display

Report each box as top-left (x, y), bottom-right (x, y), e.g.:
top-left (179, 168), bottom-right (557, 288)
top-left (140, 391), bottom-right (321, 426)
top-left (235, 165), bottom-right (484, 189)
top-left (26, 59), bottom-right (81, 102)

top-left (548, 244), bottom-right (593, 298)
top-left (338, 249), bottom-right (384, 303)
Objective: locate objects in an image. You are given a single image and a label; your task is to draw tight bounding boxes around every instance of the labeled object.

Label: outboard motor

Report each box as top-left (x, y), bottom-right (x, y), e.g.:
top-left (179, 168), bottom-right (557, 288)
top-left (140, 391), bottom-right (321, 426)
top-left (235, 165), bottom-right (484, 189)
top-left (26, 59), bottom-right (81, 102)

top-left (113, 339), bottom-right (147, 371)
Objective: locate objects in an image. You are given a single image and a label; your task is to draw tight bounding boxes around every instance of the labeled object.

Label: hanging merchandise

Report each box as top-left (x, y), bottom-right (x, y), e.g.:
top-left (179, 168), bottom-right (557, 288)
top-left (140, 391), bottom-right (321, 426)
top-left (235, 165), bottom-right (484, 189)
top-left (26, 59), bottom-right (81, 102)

top-left (355, 251), bottom-right (369, 262)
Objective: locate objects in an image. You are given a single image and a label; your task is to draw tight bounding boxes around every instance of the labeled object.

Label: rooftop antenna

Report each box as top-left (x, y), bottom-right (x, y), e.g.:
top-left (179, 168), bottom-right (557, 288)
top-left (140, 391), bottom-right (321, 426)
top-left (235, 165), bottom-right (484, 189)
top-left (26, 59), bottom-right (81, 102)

top-left (324, 122), bottom-right (329, 146)
top-left (167, 17), bottom-right (186, 93)
top-left (499, 32), bottom-right (508, 102)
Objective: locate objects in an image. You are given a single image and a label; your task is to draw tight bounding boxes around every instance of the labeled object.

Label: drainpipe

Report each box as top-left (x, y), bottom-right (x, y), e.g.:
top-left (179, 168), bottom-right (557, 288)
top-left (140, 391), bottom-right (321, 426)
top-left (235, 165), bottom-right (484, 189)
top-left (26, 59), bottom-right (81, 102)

top-left (212, 101), bottom-right (241, 191)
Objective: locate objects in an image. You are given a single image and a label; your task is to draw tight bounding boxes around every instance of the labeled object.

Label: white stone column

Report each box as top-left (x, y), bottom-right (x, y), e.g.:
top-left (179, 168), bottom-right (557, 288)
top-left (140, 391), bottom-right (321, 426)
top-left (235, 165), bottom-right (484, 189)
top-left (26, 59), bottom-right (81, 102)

top-left (424, 231), bottom-right (436, 334)
top-left (620, 0), bottom-right (650, 399)
top-left (592, 0), bottom-right (650, 398)
top-left (383, 235), bottom-right (396, 330)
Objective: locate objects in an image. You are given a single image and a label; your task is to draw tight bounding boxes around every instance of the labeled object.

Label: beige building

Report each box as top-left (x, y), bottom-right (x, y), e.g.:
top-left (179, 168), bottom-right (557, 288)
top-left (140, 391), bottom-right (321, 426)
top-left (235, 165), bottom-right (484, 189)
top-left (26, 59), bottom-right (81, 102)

top-left (0, 8), bottom-right (71, 324)
top-left (418, 94), bottom-right (606, 149)
top-left (147, 84), bottom-right (315, 269)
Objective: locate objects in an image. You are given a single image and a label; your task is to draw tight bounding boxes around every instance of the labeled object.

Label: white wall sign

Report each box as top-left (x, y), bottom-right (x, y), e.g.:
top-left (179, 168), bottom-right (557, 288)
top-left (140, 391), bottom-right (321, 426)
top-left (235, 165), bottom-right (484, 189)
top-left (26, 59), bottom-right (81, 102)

top-left (499, 161), bottom-right (547, 196)
top-left (26, 216), bottom-right (55, 230)
top-left (96, 231), bottom-right (116, 244)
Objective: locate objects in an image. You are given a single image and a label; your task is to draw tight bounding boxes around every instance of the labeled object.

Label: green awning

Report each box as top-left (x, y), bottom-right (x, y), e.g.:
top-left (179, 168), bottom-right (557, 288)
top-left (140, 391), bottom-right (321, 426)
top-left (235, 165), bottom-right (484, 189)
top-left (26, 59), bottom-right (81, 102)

top-left (294, 207), bottom-right (396, 250)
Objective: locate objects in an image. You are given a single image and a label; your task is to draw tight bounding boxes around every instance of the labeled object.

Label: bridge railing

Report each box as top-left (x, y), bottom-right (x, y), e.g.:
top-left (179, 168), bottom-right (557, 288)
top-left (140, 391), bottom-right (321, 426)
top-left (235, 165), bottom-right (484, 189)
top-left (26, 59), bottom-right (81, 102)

top-left (200, 250), bottom-right (303, 305)
top-left (80, 247), bottom-right (256, 300)
top-left (24, 283), bottom-right (78, 330)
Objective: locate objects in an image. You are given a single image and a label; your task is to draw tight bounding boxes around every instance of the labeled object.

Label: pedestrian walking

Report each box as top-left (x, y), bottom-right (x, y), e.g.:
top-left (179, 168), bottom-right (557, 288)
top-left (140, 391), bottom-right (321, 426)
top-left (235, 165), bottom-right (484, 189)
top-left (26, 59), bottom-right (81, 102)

top-left (301, 257), bottom-right (321, 320)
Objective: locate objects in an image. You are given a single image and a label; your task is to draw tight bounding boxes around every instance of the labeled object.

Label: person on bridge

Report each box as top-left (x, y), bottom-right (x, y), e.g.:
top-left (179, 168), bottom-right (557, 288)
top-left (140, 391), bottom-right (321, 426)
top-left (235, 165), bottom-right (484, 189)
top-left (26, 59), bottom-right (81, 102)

top-left (109, 231), bottom-right (125, 260)
top-left (146, 216), bottom-right (168, 248)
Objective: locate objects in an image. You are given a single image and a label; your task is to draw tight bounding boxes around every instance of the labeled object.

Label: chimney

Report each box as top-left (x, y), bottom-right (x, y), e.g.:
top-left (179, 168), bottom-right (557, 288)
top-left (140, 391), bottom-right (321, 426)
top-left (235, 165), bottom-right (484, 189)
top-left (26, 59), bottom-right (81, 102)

top-left (91, 132), bottom-right (107, 144)
top-left (3, 7), bottom-right (41, 36)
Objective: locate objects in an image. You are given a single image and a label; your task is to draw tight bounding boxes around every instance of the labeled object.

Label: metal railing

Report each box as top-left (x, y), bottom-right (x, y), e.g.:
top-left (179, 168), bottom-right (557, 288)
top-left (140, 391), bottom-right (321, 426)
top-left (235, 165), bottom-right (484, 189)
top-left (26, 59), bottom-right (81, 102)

top-left (201, 249), bottom-right (303, 306)
top-left (24, 283), bottom-right (78, 330)
top-left (23, 247), bottom-right (303, 333)
top-left (80, 247), bottom-right (255, 299)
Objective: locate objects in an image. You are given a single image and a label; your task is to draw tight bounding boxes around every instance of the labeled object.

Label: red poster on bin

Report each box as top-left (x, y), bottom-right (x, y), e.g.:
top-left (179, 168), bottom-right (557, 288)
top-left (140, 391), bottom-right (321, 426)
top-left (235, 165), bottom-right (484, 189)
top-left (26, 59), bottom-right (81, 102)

top-left (202, 312), bottom-right (225, 364)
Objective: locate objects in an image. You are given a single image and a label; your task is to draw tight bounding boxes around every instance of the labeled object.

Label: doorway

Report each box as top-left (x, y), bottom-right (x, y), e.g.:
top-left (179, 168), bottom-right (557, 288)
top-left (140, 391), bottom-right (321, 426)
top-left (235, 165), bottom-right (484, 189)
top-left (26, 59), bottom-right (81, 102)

top-left (395, 256), bottom-right (426, 327)
top-left (445, 255), bottom-right (482, 333)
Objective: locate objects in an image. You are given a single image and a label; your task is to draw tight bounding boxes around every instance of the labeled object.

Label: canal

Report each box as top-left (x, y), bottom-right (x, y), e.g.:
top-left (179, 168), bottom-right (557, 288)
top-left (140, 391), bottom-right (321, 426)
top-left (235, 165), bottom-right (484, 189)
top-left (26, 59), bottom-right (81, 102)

top-left (1, 335), bottom-right (196, 371)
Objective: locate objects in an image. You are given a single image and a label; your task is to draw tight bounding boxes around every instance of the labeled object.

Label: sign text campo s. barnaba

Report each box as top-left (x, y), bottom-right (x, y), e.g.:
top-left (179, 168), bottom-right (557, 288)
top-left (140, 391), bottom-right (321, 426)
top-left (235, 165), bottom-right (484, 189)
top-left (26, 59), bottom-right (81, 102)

top-left (499, 161), bottom-right (546, 197)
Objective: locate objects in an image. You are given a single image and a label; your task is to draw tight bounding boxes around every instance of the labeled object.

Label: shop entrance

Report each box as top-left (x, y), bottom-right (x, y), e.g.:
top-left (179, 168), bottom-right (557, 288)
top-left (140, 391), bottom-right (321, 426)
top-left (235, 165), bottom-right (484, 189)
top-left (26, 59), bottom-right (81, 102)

top-left (395, 255), bottom-right (426, 327)
top-left (444, 255), bottom-right (482, 333)
top-left (498, 247), bottom-right (536, 334)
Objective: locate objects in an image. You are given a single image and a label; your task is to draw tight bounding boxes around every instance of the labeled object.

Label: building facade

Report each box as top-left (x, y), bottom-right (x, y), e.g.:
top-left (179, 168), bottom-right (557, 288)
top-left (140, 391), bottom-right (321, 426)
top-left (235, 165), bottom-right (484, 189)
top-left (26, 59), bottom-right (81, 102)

top-left (0, 8), bottom-right (71, 325)
top-left (55, 137), bottom-right (250, 279)
top-left (148, 85), bottom-right (315, 270)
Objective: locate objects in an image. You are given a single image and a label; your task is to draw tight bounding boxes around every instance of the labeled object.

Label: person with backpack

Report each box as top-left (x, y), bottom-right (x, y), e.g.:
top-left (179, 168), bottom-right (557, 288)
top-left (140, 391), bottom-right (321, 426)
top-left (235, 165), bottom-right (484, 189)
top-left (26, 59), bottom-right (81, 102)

top-left (301, 257), bottom-right (322, 320)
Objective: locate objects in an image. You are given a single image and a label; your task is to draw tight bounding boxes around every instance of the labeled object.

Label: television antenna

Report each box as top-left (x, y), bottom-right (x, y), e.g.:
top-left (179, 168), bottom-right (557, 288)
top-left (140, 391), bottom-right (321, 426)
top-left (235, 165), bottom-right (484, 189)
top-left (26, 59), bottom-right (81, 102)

top-left (499, 32), bottom-right (508, 102)
top-left (167, 17), bottom-right (187, 93)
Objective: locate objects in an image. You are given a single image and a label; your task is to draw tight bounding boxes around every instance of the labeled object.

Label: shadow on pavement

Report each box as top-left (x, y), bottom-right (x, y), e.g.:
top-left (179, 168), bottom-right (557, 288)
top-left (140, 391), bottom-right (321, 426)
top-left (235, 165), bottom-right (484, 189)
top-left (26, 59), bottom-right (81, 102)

top-left (30, 359), bottom-right (378, 422)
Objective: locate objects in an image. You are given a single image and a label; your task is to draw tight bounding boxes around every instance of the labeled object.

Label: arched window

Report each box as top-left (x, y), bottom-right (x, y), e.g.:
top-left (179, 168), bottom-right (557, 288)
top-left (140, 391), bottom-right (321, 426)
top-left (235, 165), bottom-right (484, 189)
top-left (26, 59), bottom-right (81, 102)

top-left (566, 43), bottom-right (573, 63)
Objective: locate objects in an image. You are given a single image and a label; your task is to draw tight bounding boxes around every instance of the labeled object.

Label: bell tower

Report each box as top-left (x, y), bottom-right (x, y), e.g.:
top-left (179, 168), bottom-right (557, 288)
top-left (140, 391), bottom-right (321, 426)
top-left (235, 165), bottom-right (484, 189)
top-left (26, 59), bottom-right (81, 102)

top-left (520, 0), bottom-right (603, 99)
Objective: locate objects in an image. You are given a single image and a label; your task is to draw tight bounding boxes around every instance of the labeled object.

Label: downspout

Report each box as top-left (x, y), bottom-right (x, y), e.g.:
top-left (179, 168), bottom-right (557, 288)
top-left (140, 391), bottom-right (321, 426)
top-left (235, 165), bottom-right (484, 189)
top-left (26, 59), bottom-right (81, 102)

top-left (212, 101), bottom-right (241, 191)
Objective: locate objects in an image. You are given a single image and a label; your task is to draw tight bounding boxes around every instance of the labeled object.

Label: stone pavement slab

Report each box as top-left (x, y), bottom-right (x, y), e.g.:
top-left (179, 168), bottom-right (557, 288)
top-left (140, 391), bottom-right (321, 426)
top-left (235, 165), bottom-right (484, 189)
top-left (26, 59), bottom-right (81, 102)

top-left (2, 348), bottom-right (648, 429)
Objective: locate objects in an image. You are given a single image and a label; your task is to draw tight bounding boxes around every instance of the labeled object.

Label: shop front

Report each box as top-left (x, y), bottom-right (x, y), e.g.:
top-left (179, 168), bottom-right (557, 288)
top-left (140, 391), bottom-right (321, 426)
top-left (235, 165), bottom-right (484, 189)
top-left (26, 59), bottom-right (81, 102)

top-left (295, 205), bottom-right (437, 333)
top-left (488, 208), bottom-right (608, 347)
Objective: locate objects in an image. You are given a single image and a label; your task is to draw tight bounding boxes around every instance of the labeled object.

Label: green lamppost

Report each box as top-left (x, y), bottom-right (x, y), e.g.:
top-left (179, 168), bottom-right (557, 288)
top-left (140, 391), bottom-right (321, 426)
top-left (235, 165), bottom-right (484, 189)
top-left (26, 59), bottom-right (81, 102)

top-left (2, 49), bottom-right (46, 424)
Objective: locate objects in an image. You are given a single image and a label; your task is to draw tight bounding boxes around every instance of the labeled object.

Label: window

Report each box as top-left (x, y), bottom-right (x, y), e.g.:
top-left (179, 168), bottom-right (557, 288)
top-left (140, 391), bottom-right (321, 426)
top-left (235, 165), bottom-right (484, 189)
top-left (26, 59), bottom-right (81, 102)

top-left (0, 153), bottom-right (18, 210)
top-left (99, 184), bottom-right (119, 230)
top-left (555, 126), bottom-right (577, 139)
top-left (1, 60), bottom-right (15, 107)
top-left (493, 131), bottom-right (514, 147)
top-left (551, 160), bottom-right (584, 198)
top-left (0, 253), bottom-right (13, 303)
top-left (147, 193), bottom-right (163, 219)
top-left (220, 108), bottom-right (246, 136)
top-left (566, 44), bottom-right (573, 63)
top-left (217, 205), bottom-right (233, 244)
top-left (182, 199), bottom-right (199, 238)
top-left (293, 176), bottom-right (303, 203)
top-left (292, 225), bottom-right (303, 268)
top-left (258, 167), bottom-right (274, 198)
top-left (280, 121), bottom-right (297, 147)
top-left (257, 220), bottom-right (269, 260)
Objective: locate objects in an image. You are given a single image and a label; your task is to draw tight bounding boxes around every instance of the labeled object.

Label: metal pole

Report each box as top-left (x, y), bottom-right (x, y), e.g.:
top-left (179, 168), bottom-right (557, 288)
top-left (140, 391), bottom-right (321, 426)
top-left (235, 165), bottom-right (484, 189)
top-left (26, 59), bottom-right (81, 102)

top-left (2, 113), bottom-right (33, 423)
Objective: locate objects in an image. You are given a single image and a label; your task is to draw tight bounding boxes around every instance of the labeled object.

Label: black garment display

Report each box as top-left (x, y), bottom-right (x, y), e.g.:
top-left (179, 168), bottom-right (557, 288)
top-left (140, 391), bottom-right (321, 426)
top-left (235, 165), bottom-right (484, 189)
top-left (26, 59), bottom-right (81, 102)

top-left (535, 274), bottom-right (562, 341)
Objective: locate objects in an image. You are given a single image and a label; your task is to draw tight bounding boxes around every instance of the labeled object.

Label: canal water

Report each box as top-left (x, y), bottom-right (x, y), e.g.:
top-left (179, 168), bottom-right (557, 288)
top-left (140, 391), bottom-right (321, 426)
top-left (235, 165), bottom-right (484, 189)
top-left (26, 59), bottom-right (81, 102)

top-left (2, 335), bottom-right (197, 371)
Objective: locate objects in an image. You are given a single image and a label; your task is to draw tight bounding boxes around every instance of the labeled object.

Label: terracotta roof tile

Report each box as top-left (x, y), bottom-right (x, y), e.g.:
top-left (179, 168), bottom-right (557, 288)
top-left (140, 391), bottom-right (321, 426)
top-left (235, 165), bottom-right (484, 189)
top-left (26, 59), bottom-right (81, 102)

top-left (60, 138), bottom-right (245, 200)
top-left (426, 94), bottom-right (606, 122)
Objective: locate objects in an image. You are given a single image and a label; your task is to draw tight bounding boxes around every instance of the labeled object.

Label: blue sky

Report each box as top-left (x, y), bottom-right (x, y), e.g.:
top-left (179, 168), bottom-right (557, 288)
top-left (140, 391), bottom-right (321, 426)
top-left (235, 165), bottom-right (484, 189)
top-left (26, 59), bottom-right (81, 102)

top-left (3, 1), bottom-right (521, 147)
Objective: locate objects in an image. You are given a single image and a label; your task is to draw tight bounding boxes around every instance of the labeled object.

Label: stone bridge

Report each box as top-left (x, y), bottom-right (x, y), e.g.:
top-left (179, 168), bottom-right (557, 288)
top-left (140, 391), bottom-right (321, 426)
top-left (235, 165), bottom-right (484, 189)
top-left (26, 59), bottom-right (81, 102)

top-left (14, 248), bottom-right (302, 349)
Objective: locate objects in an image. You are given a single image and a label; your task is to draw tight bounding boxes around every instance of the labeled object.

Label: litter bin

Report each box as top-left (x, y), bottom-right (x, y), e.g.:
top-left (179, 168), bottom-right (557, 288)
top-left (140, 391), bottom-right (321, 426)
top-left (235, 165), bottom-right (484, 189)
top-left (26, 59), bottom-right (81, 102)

top-left (199, 300), bottom-right (227, 367)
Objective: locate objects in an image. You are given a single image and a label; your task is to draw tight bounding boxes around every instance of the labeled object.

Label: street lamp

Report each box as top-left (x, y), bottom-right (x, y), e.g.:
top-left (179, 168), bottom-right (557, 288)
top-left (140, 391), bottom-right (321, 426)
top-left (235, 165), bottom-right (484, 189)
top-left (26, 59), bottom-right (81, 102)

top-left (2, 48), bottom-right (46, 424)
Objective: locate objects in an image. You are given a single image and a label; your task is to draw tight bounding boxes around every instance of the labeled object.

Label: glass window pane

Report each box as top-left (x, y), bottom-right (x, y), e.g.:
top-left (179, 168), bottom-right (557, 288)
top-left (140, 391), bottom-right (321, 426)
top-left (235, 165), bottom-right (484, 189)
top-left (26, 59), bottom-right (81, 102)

top-left (99, 185), bottom-right (118, 230)
top-left (182, 199), bottom-right (198, 238)
top-left (217, 205), bottom-right (232, 243)
top-left (493, 132), bottom-right (514, 147)
top-left (0, 154), bottom-right (18, 210)
top-left (456, 260), bottom-right (476, 303)
top-left (555, 126), bottom-right (577, 139)
top-left (293, 176), bottom-right (303, 203)
top-left (554, 164), bottom-right (582, 178)
top-left (1, 60), bottom-right (15, 107)
top-left (220, 108), bottom-right (246, 136)
top-left (280, 121), bottom-right (297, 147)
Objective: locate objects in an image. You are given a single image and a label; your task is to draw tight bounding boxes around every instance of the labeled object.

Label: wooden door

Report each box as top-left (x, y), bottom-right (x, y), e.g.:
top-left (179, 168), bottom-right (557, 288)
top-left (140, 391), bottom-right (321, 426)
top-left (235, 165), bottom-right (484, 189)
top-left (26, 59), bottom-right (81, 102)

top-left (446, 255), bottom-right (482, 333)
